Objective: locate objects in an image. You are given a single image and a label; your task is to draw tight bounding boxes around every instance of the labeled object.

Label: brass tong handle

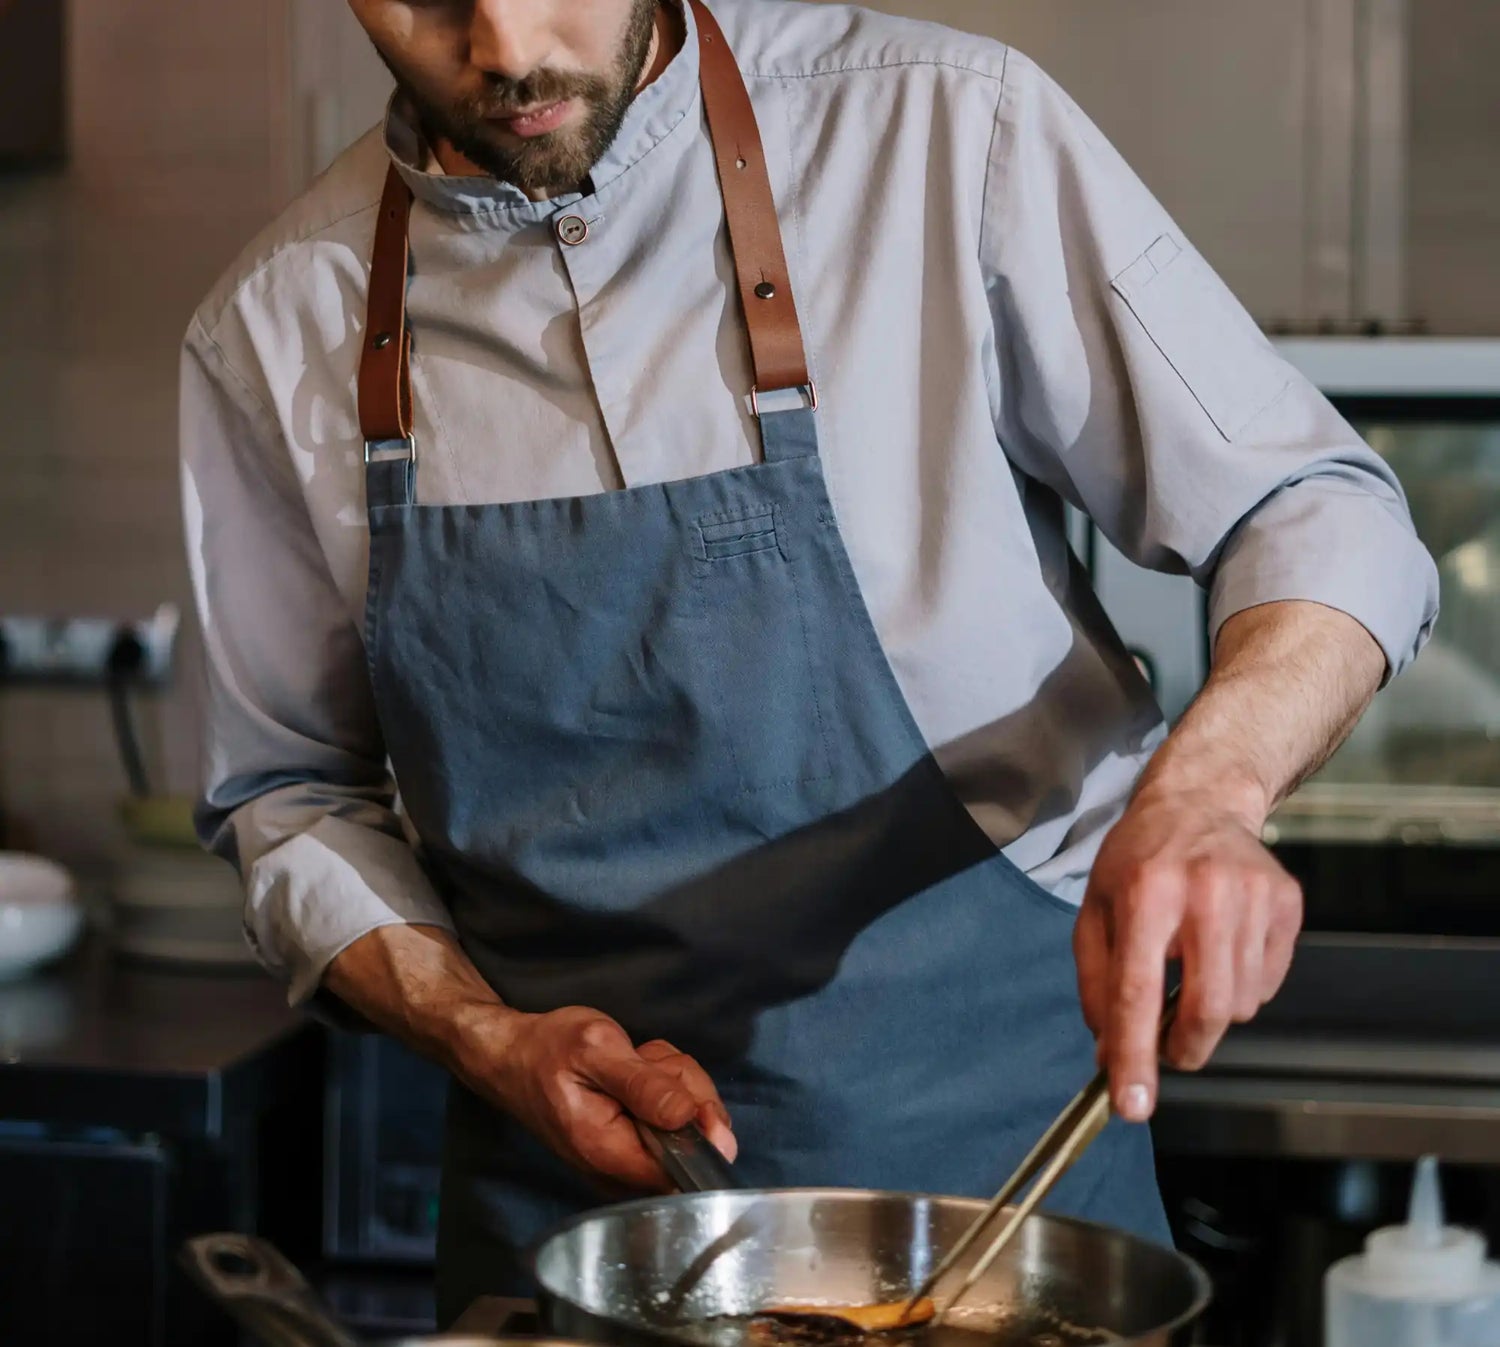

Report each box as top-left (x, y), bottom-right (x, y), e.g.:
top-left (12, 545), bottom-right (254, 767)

top-left (904, 984), bottom-right (1183, 1325)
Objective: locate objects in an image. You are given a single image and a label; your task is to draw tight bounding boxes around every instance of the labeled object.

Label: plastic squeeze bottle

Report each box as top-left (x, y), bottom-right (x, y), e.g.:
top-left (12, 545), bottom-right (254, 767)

top-left (1326, 1155), bottom-right (1500, 1347)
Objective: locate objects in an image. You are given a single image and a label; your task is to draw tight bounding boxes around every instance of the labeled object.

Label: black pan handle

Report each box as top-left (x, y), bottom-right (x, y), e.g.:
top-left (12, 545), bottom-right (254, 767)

top-left (179, 1233), bottom-right (362, 1347)
top-left (636, 1121), bottom-right (742, 1193)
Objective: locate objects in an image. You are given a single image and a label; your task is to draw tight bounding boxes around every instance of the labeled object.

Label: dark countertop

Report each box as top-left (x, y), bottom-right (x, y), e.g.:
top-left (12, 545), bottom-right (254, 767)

top-left (0, 940), bottom-right (318, 1137)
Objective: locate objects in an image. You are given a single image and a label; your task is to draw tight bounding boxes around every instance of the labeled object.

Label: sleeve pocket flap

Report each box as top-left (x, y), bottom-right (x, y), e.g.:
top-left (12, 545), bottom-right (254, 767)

top-left (1111, 234), bottom-right (1290, 441)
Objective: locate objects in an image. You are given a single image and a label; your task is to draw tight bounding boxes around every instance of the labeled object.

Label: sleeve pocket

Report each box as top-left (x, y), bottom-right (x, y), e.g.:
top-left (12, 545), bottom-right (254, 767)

top-left (1111, 234), bottom-right (1291, 441)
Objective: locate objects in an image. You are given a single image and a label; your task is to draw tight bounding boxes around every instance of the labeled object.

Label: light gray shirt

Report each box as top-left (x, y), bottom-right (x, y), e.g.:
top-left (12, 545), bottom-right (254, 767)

top-left (181, 0), bottom-right (1438, 1004)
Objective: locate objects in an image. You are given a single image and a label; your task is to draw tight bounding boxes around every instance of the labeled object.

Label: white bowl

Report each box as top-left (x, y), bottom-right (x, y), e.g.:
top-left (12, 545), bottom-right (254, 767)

top-left (0, 853), bottom-right (85, 983)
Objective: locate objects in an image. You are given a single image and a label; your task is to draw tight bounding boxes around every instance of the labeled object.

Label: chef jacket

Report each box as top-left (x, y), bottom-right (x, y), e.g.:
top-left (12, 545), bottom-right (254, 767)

top-left (180, 0), bottom-right (1439, 1003)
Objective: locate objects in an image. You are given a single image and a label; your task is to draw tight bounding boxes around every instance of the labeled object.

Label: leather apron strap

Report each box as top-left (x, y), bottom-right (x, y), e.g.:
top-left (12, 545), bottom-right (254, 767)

top-left (689, 0), bottom-right (812, 401)
top-left (357, 0), bottom-right (813, 448)
top-left (359, 166), bottom-right (416, 445)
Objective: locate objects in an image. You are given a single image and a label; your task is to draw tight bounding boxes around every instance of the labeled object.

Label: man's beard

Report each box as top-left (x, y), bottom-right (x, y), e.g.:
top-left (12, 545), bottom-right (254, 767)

top-left (388, 0), bottom-right (657, 195)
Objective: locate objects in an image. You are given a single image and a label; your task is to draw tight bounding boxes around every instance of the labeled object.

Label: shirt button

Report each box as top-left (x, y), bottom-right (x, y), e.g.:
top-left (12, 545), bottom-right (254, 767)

top-left (555, 214), bottom-right (589, 246)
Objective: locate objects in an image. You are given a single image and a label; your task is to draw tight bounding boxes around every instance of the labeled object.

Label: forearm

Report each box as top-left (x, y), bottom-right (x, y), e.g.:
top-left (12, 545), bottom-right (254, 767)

top-left (322, 923), bottom-right (738, 1188)
top-left (323, 924), bottom-right (525, 1078)
top-left (1135, 599), bottom-right (1386, 826)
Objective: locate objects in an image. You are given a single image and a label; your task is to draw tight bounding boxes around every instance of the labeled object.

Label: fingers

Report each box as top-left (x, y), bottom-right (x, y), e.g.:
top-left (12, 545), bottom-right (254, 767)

top-left (1262, 876), bottom-right (1303, 1000)
top-left (580, 1025), bottom-right (699, 1133)
top-left (1166, 875), bottom-right (1237, 1072)
top-left (563, 1023), bottom-right (707, 1192)
top-left (637, 1039), bottom-right (738, 1163)
top-left (1231, 882), bottom-right (1270, 1023)
top-left (553, 1081), bottom-right (673, 1193)
top-left (1107, 876), bottom-right (1177, 1122)
top-left (1073, 898), bottom-right (1110, 1043)
top-left (491, 1011), bottom-right (738, 1196)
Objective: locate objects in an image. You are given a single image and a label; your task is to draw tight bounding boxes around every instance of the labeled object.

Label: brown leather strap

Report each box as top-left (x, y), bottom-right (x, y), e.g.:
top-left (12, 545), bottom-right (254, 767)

top-left (358, 0), bottom-right (813, 438)
top-left (359, 166), bottom-right (415, 442)
top-left (688, 0), bottom-right (811, 394)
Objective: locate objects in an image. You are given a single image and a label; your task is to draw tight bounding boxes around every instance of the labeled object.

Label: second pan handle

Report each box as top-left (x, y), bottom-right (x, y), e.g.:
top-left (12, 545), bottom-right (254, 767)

top-left (179, 1233), bottom-right (361, 1347)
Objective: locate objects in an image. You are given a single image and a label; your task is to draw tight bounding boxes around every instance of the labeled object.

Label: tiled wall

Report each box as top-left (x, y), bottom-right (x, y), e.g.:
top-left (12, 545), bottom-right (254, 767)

top-left (0, 0), bottom-right (286, 878)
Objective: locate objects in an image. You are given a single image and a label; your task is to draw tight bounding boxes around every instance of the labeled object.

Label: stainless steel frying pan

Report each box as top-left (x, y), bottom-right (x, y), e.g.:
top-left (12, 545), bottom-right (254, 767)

top-left (530, 1131), bottom-right (1210, 1347)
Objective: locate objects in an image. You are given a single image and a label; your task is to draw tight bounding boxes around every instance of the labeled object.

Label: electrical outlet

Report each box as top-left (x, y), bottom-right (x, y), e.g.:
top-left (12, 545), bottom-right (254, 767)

top-left (0, 604), bottom-right (180, 687)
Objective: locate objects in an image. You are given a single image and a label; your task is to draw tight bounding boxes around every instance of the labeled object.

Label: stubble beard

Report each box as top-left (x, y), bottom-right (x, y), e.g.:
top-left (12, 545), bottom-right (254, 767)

top-left (387, 0), bottom-right (658, 195)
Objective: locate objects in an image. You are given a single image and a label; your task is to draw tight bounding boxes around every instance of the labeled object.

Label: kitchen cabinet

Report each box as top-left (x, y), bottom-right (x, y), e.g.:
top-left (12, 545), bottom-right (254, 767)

top-left (0, 0), bottom-right (65, 164)
top-left (831, 0), bottom-right (1499, 338)
top-left (1408, 1), bottom-right (1500, 336)
top-left (844, 0), bottom-right (1319, 327)
top-left (0, 946), bottom-right (324, 1347)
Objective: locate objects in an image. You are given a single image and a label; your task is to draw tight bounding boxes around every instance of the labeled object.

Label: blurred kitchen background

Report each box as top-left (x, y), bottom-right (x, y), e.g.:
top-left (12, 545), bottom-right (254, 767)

top-left (1, 1), bottom-right (1497, 1345)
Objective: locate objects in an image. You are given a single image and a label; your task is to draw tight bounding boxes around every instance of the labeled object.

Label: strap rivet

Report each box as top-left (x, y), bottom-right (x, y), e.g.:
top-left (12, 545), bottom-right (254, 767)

top-left (373, 332), bottom-right (392, 350)
top-left (754, 281), bottom-right (776, 300)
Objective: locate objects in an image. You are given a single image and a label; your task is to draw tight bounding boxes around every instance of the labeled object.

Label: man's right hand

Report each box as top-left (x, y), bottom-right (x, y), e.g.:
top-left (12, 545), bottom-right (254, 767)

top-left (456, 1003), bottom-right (737, 1193)
top-left (323, 924), bottom-right (735, 1194)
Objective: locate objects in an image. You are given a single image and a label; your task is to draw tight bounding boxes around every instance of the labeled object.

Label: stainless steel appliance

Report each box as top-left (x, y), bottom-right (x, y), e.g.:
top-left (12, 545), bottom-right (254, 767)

top-left (1124, 337), bottom-right (1500, 1347)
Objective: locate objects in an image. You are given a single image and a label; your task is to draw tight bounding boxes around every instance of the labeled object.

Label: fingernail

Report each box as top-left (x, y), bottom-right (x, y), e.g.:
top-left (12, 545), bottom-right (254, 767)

top-left (1119, 1084), bottom-right (1151, 1121)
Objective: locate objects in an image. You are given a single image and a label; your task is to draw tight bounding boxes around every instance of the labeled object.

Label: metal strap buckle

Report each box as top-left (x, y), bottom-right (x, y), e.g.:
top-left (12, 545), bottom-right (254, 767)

top-left (363, 436), bottom-right (417, 466)
top-left (749, 381), bottom-right (818, 419)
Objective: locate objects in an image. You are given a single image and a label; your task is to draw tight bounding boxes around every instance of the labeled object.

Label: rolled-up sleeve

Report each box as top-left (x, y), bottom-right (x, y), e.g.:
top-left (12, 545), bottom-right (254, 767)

top-left (982, 50), bottom-right (1438, 679)
top-left (180, 317), bottom-right (454, 1004)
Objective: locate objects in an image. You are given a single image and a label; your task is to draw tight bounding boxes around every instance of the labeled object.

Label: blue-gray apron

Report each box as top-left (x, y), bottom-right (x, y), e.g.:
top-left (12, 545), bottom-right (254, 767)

top-left (354, 2), bottom-right (1167, 1324)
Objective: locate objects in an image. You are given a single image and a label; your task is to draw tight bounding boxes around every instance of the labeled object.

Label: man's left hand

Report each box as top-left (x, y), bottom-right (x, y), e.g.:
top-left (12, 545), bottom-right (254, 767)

top-left (1073, 785), bottom-right (1303, 1122)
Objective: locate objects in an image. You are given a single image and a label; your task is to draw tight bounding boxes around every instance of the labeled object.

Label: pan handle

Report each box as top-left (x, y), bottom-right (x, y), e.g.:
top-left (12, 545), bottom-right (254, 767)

top-left (636, 1121), bottom-right (742, 1193)
top-left (179, 1233), bottom-right (363, 1347)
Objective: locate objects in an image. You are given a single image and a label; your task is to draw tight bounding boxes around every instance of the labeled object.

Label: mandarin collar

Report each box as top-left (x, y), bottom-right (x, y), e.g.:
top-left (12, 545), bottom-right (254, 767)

top-left (384, 0), bottom-right (701, 222)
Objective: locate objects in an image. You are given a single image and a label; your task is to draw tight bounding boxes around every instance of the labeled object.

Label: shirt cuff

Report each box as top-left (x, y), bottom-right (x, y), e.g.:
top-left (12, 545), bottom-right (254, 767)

top-left (1208, 480), bottom-right (1440, 684)
top-left (243, 816), bottom-right (457, 1006)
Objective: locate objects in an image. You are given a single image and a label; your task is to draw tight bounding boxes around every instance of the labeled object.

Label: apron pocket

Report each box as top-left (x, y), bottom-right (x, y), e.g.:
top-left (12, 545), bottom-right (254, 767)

top-left (692, 505), bottom-right (833, 794)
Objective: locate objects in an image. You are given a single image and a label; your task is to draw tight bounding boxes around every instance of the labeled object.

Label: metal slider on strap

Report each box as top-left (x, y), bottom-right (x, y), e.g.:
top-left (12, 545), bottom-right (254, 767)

top-left (749, 382), bottom-right (818, 419)
top-left (364, 436), bottom-right (417, 465)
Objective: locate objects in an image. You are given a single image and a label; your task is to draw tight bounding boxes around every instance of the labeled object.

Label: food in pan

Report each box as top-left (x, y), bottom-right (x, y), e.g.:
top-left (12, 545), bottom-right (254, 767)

top-left (744, 1301), bottom-right (1117, 1346)
top-left (756, 1300), bottom-right (937, 1333)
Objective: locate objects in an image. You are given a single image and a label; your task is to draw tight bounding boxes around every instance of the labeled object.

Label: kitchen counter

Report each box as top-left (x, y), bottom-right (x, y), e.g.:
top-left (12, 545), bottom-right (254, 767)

top-left (1155, 935), bottom-right (1500, 1163)
top-left (0, 938), bottom-right (316, 1137)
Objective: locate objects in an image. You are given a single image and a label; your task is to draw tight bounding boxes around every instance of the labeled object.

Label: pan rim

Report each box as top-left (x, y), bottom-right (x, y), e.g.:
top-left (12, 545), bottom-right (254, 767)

top-left (527, 1186), bottom-right (1212, 1340)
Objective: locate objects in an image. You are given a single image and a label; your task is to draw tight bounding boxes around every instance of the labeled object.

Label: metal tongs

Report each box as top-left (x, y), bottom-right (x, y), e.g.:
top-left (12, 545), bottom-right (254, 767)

top-left (901, 984), bottom-right (1184, 1326)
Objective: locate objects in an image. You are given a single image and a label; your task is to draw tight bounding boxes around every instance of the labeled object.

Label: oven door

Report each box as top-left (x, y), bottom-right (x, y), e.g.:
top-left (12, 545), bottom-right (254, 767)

top-left (324, 1030), bottom-right (447, 1264)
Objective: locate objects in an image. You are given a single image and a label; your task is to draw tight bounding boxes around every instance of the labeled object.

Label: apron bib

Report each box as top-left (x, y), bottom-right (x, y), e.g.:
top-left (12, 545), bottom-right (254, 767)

top-left (355, 3), bottom-right (1168, 1322)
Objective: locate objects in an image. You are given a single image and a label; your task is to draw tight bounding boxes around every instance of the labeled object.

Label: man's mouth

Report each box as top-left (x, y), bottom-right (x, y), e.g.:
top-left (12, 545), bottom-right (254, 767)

top-left (488, 99), bottom-right (576, 138)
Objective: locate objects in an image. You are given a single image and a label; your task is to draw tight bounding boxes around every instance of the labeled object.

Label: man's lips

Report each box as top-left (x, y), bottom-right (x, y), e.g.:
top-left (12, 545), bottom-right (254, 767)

top-left (488, 99), bottom-right (576, 138)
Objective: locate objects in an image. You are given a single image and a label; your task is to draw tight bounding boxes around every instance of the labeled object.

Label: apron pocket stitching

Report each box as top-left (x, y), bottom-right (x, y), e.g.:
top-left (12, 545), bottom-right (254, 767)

top-left (750, 547), bottom-right (835, 793)
top-left (691, 506), bottom-right (833, 794)
top-left (696, 576), bottom-right (747, 786)
top-left (696, 509), bottom-right (779, 560)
